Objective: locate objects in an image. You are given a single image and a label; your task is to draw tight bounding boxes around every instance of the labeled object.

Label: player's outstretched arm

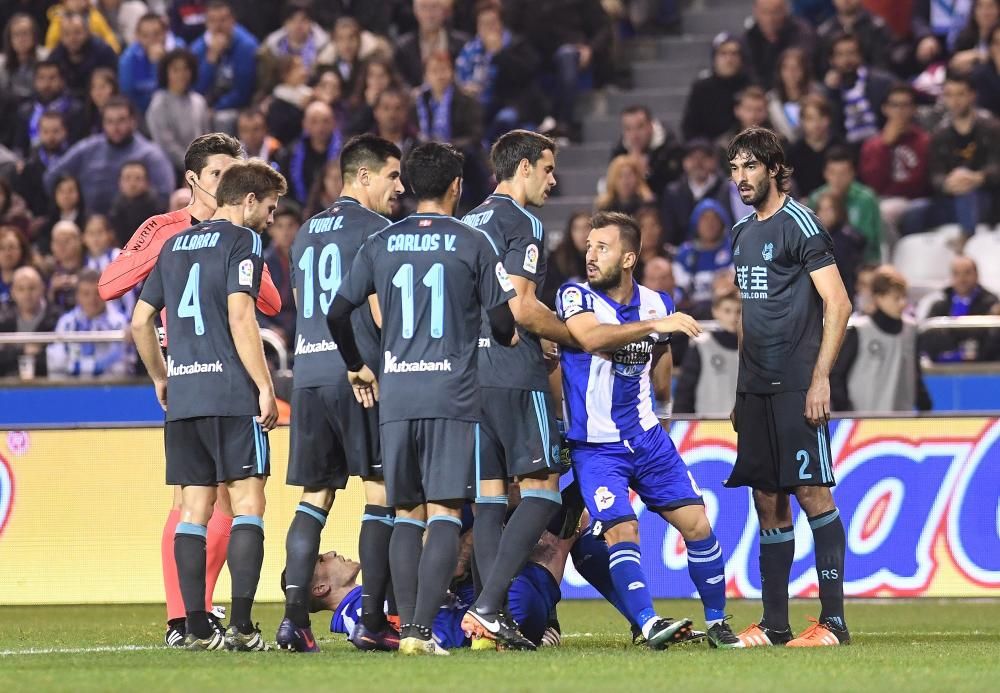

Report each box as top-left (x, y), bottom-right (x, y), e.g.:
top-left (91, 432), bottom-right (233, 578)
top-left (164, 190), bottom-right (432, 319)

top-left (132, 299), bottom-right (168, 410)
top-left (507, 275), bottom-right (574, 346)
top-left (565, 311), bottom-right (701, 354)
top-left (229, 292), bottom-right (278, 430)
top-left (805, 264), bottom-right (853, 426)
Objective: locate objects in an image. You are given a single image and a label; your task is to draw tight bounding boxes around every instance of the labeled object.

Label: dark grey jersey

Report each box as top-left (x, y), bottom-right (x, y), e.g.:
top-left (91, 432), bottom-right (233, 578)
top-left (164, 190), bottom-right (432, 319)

top-left (338, 213), bottom-right (515, 423)
top-left (139, 219), bottom-right (264, 421)
top-left (290, 197), bottom-right (388, 389)
top-left (462, 194), bottom-right (549, 391)
top-left (732, 196), bottom-right (836, 393)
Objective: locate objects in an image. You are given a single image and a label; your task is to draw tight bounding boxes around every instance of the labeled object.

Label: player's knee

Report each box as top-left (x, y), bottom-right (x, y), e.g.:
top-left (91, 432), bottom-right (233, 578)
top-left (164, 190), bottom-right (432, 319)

top-left (794, 486), bottom-right (835, 516)
top-left (603, 520), bottom-right (639, 546)
top-left (677, 511), bottom-right (713, 542)
top-left (301, 488), bottom-right (335, 512)
top-left (363, 479), bottom-right (387, 506)
top-left (518, 471), bottom-right (559, 492)
top-left (753, 490), bottom-right (791, 527)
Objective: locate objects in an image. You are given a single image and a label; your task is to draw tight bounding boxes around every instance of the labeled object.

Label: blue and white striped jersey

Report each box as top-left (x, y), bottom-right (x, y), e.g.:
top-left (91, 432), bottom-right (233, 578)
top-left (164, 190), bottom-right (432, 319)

top-left (555, 280), bottom-right (674, 443)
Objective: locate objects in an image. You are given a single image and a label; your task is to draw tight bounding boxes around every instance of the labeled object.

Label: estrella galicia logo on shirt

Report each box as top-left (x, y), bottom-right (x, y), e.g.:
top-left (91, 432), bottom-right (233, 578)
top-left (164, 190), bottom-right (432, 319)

top-left (612, 338), bottom-right (654, 378)
top-left (762, 242), bottom-right (774, 262)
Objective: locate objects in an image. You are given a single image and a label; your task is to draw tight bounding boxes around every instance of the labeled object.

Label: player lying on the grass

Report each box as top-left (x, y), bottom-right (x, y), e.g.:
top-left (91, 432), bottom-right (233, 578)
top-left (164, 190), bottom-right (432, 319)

top-left (132, 160), bottom-right (288, 652)
top-left (555, 211), bottom-right (743, 650)
top-left (277, 135), bottom-right (405, 654)
top-left (97, 133), bottom-right (283, 647)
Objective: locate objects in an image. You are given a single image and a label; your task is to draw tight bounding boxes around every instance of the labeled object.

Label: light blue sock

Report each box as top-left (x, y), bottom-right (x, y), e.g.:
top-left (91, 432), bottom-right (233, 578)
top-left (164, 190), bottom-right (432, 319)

top-left (608, 541), bottom-right (657, 635)
top-left (686, 533), bottom-right (726, 625)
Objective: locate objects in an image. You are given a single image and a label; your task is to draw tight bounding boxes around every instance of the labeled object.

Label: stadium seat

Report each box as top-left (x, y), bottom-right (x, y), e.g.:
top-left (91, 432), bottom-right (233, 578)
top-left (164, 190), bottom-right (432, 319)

top-left (892, 225), bottom-right (962, 298)
top-left (963, 228), bottom-right (1000, 296)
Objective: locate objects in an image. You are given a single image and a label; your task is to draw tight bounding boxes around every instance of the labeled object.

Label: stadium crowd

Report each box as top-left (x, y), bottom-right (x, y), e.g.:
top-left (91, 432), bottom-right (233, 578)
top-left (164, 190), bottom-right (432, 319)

top-left (0, 0), bottom-right (997, 410)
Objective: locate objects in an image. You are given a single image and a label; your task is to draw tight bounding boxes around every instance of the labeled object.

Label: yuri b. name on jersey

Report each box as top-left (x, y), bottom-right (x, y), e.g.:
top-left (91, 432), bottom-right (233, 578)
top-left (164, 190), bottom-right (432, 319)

top-left (167, 356), bottom-right (223, 376)
top-left (386, 233), bottom-right (458, 253)
top-left (294, 334), bottom-right (338, 356)
top-left (383, 351), bottom-right (452, 373)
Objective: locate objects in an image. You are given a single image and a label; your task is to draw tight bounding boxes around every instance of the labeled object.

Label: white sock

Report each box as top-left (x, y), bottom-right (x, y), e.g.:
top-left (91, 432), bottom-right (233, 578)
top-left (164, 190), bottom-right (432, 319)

top-left (640, 617), bottom-right (660, 639)
top-left (706, 618), bottom-right (724, 629)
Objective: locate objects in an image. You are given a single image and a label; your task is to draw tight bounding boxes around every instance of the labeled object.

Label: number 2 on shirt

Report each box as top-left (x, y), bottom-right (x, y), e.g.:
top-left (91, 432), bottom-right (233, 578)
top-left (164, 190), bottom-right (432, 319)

top-left (298, 245), bottom-right (342, 318)
top-left (392, 263), bottom-right (444, 339)
top-left (178, 263), bottom-right (205, 335)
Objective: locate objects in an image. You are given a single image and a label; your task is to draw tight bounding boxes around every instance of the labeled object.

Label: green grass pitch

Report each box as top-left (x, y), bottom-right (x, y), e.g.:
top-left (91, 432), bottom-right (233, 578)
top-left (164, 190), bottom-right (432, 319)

top-left (1, 599), bottom-right (997, 692)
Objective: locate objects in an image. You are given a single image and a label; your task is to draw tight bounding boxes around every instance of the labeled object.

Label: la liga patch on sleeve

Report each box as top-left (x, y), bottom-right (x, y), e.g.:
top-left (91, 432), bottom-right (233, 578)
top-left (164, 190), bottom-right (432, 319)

top-left (495, 262), bottom-right (514, 292)
top-left (523, 244), bottom-right (539, 274)
top-left (239, 259), bottom-right (254, 286)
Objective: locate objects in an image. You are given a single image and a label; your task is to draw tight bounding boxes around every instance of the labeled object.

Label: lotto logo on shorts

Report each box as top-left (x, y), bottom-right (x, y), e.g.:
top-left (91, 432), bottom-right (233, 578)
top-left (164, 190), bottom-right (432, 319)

top-left (594, 486), bottom-right (615, 511)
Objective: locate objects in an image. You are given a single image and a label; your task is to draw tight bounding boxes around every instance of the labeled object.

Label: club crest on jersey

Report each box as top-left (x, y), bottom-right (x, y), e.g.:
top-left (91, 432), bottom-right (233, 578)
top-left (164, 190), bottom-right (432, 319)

top-left (238, 259), bottom-right (254, 286)
top-left (762, 242), bottom-right (774, 262)
top-left (495, 262), bottom-right (514, 292)
top-left (419, 219), bottom-right (433, 227)
top-left (523, 244), bottom-right (539, 274)
top-left (594, 486), bottom-right (615, 511)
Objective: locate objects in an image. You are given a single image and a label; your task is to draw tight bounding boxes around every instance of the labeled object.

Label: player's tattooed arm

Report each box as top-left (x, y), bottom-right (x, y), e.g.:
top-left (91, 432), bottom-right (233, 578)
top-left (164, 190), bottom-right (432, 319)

top-left (131, 299), bottom-right (168, 410)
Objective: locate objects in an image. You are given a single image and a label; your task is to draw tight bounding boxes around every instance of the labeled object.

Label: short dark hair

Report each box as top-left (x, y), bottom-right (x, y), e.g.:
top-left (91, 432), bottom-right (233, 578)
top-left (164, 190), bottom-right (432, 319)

top-left (340, 134), bottom-right (402, 182)
top-left (101, 95), bottom-right (135, 117)
top-left (157, 47), bottom-right (198, 89)
top-left (800, 93), bottom-right (831, 119)
top-left (621, 104), bottom-right (652, 120)
top-left (183, 132), bottom-right (244, 177)
top-left (713, 285), bottom-right (740, 308)
top-left (726, 127), bottom-right (792, 193)
top-left (871, 266), bottom-right (907, 296)
top-left (273, 204), bottom-right (303, 225)
top-left (944, 69), bottom-right (976, 90)
top-left (136, 12), bottom-right (166, 30)
top-left (78, 267), bottom-right (102, 285)
top-left (887, 83), bottom-right (916, 103)
top-left (374, 86), bottom-right (408, 110)
top-left (490, 129), bottom-right (557, 182)
top-left (591, 211), bottom-right (641, 254)
top-left (736, 85), bottom-right (767, 105)
top-left (120, 160), bottom-right (148, 176)
top-left (333, 15), bottom-right (361, 33)
top-left (39, 110), bottom-right (67, 127)
top-left (205, 0), bottom-right (234, 12)
top-left (404, 142), bottom-right (464, 201)
top-left (283, 0), bottom-right (312, 22)
top-left (215, 159), bottom-right (288, 206)
top-left (35, 58), bottom-right (62, 77)
top-left (824, 144), bottom-right (855, 168)
top-left (828, 32), bottom-right (861, 58)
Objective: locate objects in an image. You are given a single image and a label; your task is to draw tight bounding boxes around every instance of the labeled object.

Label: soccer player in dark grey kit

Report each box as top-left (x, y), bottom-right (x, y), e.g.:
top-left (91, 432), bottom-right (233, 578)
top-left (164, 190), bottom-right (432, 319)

top-left (724, 128), bottom-right (854, 648)
top-left (326, 142), bottom-right (519, 656)
top-left (277, 135), bottom-right (405, 653)
top-left (131, 160), bottom-right (288, 651)
top-left (458, 130), bottom-right (572, 648)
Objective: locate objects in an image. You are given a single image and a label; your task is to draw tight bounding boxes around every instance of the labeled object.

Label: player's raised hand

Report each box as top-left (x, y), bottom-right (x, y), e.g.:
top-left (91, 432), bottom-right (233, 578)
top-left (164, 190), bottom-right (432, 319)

top-left (258, 389), bottom-right (278, 431)
top-left (154, 378), bottom-right (167, 411)
top-left (655, 312), bottom-right (702, 339)
top-left (805, 376), bottom-right (831, 427)
top-left (349, 366), bottom-right (379, 408)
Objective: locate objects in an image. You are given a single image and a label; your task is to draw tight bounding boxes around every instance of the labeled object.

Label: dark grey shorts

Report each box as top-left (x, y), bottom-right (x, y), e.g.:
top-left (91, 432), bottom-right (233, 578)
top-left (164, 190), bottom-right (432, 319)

top-left (477, 388), bottom-right (561, 491)
top-left (379, 418), bottom-right (477, 506)
top-left (165, 415), bottom-right (270, 486)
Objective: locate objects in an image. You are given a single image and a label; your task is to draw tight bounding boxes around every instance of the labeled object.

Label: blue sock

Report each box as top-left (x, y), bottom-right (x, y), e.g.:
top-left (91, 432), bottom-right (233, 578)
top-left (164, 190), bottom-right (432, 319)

top-left (608, 541), bottom-right (657, 635)
top-left (571, 531), bottom-right (632, 626)
top-left (686, 533), bottom-right (726, 625)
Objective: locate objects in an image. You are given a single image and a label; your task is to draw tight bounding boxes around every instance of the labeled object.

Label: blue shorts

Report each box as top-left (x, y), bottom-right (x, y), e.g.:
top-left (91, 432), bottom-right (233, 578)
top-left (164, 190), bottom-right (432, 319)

top-left (571, 425), bottom-right (703, 536)
top-left (433, 592), bottom-right (472, 649)
top-left (507, 562), bottom-right (561, 646)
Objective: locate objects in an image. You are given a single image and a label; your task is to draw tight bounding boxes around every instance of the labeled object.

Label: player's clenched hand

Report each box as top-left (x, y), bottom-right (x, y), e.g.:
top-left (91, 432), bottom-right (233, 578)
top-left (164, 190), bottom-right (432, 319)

top-left (805, 376), bottom-right (831, 427)
top-left (654, 312), bottom-right (702, 339)
top-left (257, 389), bottom-right (278, 431)
top-left (348, 366), bottom-right (379, 408)
top-left (154, 378), bottom-right (167, 411)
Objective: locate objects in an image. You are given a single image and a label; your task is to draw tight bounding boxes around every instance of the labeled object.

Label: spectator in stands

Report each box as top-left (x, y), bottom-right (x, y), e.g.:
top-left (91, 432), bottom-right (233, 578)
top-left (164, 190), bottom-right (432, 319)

top-left (44, 96), bottom-right (174, 216)
top-left (767, 47), bottom-right (820, 142)
top-left (506, 0), bottom-right (611, 141)
top-left (611, 105), bottom-right (683, 201)
top-left (304, 159), bottom-right (342, 218)
top-left (345, 57), bottom-right (402, 136)
top-left (949, 0), bottom-right (999, 74)
top-left (169, 0), bottom-right (207, 45)
top-left (395, 0), bottom-right (469, 88)
top-left (814, 190), bottom-right (865, 304)
top-left (310, 0), bottom-right (393, 39)
top-left (822, 33), bottom-right (896, 145)
top-left (15, 60), bottom-right (86, 154)
top-left (858, 84), bottom-right (931, 242)
top-left (146, 48), bottom-right (211, 175)
top-left (595, 155), bottom-right (656, 216)
top-left (167, 186), bottom-right (191, 212)
top-left (929, 72), bottom-right (1000, 239)
top-left (34, 174), bottom-right (84, 254)
top-left (108, 161), bottom-right (163, 246)
top-left (83, 66), bottom-right (118, 135)
top-left (721, 85), bottom-right (772, 148)
top-left (741, 0), bottom-right (815, 90)
top-left (0, 265), bottom-right (61, 378)
top-left (191, 0), bottom-right (258, 132)
top-left (237, 107), bottom-right (280, 164)
top-left (413, 51), bottom-right (482, 150)
top-left (541, 210), bottom-right (590, 308)
top-left (322, 16), bottom-right (362, 95)
top-left (0, 13), bottom-right (48, 105)
top-left (817, 0), bottom-right (893, 74)
top-left (315, 12), bottom-right (391, 75)
top-left (787, 93), bottom-right (840, 196)
top-left (260, 205), bottom-right (298, 345)
top-left (46, 219), bottom-right (84, 311)
top-left (262, 1), bottom-right (328, 76)
top-left (94, 0), bottom-right (148, 48)
top-left (45, 0), bottom-right (120, 54)
top-left (674, 286), bottom-right (740, 415)
top-left (635, 205), bottom-right (668, 272)
top-left (832, 265), bottom-right (932, 412)
top-left (661, 139), bottom-right (731, 247)
top-left (922, 256), bottom-right (1000, 362)
top-left (0, 176), bottom-right (32, 234)
top-left (49, 11), bottom-right (118, 96)
top-left (276, 100), bottom-right (342, 206)
top-left (310, 65), bottom-right (349, 123)
top-left (682, 33), bottom-right (751, 143)
top-left (672, 198), bottom-right (734, 319)
top-left (972, 23), bottom-right (1000, 117)
top-left (81, 213), bottom-right (117, 272)
top-left (455, 3), bottom-right (543, 140)
top-left (0, 224), bottom-right (32, 305)
top-left (46, 267), bottom-right (132, 378)
top-left (639, 255), bottom-right (677, 298)
top-left (266, 55), bottom-right (314, 145)
top-left (14, 111), bottom-right (68, 217)
top-left (118, 13), bottom-right (177, 115)
top-left (370, 87), bottom-right (418, 162)
top-left (853, 263), bottom-right (876, 315)
top-left (809, 145), bottom-right (883, 263)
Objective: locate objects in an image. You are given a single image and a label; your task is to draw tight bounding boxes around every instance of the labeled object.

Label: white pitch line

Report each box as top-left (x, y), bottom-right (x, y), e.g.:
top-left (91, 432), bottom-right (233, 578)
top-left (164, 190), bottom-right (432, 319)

top-left (0, 645), bottom-right (160, 657)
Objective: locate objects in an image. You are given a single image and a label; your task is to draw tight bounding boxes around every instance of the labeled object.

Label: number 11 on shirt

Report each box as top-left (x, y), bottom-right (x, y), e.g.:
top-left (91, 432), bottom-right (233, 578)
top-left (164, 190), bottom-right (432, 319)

top-left (392, 262), bottom-right (445, 339)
